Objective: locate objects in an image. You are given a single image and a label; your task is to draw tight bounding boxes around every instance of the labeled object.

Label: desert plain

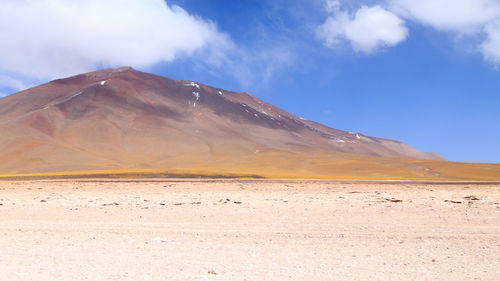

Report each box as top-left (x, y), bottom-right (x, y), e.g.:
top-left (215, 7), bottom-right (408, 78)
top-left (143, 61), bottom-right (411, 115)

top-left (0, 179), bottom-right (499, 280)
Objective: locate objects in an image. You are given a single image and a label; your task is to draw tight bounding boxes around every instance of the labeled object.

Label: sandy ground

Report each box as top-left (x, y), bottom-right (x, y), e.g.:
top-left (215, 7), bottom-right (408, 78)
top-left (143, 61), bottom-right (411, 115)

top-left (0, 179), bottom-right (499, 281)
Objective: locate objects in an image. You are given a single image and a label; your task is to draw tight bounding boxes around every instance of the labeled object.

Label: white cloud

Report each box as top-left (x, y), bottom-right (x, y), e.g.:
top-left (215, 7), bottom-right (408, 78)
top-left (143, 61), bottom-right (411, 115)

top-left (388, 0), bottom-right (500, 34)
top-left (318, 0), bottom-right (500, 65)
top-left (386, 0), bottom-right (500, 64)
top-left (318, 3), bottom-right (408, 54)
top-left (0, 0), bottom-right (231, 88)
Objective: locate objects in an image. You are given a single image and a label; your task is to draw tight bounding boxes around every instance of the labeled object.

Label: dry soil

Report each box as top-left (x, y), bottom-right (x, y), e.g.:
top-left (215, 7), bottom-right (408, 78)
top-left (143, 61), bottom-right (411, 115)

top-left (0, 180), bottom-right (499, 280)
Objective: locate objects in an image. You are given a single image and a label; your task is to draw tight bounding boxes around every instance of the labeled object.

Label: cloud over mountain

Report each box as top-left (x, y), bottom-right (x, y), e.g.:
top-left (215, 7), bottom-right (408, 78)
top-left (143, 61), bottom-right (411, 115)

top-left (0, 0), bottom-right (231, 88)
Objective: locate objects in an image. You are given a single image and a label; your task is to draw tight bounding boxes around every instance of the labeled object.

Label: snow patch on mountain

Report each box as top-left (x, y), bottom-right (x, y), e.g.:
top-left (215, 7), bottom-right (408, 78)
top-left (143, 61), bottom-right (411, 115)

top-left (184, 82), bottom-right (200, 89)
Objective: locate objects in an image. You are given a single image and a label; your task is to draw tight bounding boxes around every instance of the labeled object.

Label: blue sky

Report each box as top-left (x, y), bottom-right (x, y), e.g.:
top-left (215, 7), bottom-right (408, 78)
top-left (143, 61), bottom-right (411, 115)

top-left (0, 0), bottom-right (499, 163)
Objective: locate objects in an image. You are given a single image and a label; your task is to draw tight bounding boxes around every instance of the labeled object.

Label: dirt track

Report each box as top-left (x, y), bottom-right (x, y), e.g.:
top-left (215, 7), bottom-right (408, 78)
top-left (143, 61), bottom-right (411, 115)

top-left (0, 180), bottom-right (499, 280)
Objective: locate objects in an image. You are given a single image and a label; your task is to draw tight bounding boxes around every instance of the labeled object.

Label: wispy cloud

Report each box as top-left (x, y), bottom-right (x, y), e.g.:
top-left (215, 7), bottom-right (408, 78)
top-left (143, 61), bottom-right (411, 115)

top-left (0, 75), bottom-right (29, 91)
top-left (482, 22), bottom-right (500, 65)
top-left (0, 0), bottom-right (231, 89)
top-left (220, 45), bottom-right (296, 90)
top-left (180, 1), bottom-right (302, 92)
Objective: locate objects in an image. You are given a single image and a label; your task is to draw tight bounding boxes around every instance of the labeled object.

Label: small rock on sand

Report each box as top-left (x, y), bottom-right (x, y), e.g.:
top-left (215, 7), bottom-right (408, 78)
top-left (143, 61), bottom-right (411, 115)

top-left (101, 202), bottom-right (119, 206)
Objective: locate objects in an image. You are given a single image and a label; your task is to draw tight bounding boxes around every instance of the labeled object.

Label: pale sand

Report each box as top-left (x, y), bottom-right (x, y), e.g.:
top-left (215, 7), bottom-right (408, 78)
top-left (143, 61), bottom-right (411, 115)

top-left (0, 180), bottom-right (499, 280)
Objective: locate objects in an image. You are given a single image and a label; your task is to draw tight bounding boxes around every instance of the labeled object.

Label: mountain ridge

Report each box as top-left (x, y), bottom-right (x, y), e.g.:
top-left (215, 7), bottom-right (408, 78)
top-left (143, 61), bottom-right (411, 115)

top-left (2, 67), bottom-right (499, 180)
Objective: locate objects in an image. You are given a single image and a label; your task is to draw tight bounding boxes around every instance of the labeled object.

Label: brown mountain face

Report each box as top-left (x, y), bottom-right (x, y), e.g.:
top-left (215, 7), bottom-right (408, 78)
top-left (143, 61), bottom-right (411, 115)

top-left (1, 67), bottom-right (499, 180)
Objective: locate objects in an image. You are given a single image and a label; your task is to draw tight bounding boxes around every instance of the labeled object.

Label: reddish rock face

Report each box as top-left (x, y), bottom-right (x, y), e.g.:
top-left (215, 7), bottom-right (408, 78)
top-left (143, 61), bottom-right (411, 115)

top-left (0, 67), bottom-right (444, 175)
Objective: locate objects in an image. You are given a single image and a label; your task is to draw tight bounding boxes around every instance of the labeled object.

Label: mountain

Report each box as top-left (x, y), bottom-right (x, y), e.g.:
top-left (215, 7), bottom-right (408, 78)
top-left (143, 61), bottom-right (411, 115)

top-left (0, 67), bottom-right (498, 180)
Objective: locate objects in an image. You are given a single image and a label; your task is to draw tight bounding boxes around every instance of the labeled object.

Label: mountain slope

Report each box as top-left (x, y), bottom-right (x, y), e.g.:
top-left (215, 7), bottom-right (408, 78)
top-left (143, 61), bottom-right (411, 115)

top-left (1, 67), bottom-right (499, 180)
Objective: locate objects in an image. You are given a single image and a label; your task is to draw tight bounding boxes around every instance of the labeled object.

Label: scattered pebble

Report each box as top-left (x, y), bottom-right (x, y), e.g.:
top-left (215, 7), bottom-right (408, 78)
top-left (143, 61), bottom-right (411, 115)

top-left (101, 202), bottom-right (119, 206)
top-left (219, 199), bottom-right (231, 204)
top-left (153, 237), bottom-right (170, 243)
